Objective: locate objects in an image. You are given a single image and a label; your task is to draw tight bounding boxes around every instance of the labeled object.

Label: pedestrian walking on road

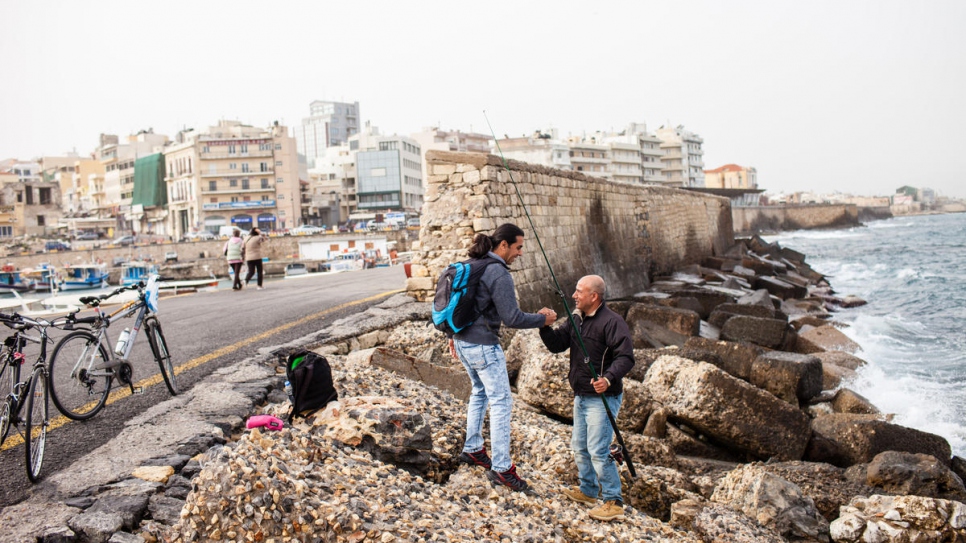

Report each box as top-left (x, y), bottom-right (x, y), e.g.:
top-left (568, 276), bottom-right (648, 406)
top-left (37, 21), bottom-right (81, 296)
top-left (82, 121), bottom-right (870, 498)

top-left (451, 223), bottom-right (557, 492)
top-left (224, 228), bottom-right (245, 290)
top-left (244, 227), bottom-right (269, 289)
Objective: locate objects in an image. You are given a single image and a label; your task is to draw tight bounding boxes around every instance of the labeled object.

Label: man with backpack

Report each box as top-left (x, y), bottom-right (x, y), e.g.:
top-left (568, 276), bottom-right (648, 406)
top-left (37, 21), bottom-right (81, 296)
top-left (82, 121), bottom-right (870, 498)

top-left (449, 223), bottom-right (556, 492)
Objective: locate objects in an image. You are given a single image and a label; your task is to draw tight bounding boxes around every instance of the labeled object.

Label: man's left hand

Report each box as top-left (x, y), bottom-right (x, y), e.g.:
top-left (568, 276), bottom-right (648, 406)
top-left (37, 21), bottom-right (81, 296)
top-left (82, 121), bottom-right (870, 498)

top-left (591, 377), bottom-right (610, 393)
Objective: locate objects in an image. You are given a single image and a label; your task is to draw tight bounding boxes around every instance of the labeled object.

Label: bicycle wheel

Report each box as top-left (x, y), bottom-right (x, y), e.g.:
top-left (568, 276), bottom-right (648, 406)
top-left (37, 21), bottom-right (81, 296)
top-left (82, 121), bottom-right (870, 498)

top-left (145, 318), bottom-right (178, 395)
top-left (24, 367), bottom-right (48, 482)
top-left (49, 331), bottom-right (112, 420)
top-left (0, 350), bottom-right (18, 444)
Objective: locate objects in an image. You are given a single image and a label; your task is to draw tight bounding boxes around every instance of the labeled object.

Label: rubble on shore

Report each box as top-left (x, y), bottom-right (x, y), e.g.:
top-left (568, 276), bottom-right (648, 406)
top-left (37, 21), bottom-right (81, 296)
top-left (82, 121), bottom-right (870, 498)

top-left (6, 235), bottom-right (965, 542)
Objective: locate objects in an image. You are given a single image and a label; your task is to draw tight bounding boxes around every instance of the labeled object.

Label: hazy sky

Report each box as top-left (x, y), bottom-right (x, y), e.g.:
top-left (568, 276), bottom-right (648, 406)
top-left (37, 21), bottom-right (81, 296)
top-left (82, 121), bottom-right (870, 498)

top-left (2, 1), bottom-right (964, 197)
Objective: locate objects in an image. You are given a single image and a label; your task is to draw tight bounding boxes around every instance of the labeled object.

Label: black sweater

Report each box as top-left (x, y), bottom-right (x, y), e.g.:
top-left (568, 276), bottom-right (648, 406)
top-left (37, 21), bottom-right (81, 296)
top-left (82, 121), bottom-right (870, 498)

top-left (539, 302), bottom-right (635, 397)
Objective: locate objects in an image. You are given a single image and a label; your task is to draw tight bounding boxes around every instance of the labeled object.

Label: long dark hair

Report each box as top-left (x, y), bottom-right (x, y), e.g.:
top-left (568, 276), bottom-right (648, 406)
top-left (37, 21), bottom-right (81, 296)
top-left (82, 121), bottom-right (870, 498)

top-left (468, 223), bottom-right (525, 259)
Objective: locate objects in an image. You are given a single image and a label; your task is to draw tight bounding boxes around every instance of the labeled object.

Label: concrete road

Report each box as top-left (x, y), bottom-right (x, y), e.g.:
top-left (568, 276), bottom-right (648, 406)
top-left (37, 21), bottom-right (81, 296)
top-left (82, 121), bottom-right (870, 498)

top-left (0, 265), bottom-right (407, 507)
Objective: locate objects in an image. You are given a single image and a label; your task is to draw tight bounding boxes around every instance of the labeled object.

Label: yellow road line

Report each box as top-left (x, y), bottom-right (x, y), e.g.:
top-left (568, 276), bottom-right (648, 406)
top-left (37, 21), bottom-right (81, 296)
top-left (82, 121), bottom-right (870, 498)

top-left (1, 289), bottom-right (403, 451)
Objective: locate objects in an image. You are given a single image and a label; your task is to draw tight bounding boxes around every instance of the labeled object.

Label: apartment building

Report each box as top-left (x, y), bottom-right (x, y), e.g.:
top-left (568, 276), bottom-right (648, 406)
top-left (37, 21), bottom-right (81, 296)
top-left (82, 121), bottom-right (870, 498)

top-left (163, 120), bottom-right (300, 239)
top-left (352, 124), bottom-right (423, 214)
top-left (296, 100), bottom-right (361, 168)
top-left (704, 164), bottom-right (757, 190)
top-left (656, 125), bottom-right (705, 188)
top-left (306, 144), bottom-right (357, 226)
top-left (495, 130), bottom-right (572, 170)
top-left (567, 138), bottom-right (611, 179)
top-left (94, 130), bottom-right (169, 234)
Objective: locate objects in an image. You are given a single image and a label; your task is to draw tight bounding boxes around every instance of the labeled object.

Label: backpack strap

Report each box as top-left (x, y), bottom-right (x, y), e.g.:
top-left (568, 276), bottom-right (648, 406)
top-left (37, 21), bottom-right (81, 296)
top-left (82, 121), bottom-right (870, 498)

top-left (467, 256), bottom-right (509, 323)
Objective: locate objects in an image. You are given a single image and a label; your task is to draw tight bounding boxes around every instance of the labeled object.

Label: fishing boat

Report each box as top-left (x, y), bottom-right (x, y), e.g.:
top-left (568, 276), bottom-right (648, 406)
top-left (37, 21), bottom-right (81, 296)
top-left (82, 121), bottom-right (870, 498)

top-left (0, 265), bottom-right (34, 293)
top-left (21, 265), bottom-right (58, 293)
top-left (121, 261), bottom-right (160, 287)
top-left (57, 263), bottom-right (110, 291)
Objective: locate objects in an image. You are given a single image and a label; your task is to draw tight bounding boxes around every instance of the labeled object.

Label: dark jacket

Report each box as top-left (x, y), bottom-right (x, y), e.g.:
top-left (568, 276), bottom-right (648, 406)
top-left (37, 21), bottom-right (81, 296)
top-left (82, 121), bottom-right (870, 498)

top-left (539, 302), bottom-right (635, 397)
top-left (454, 251), bottom-right (546, 346)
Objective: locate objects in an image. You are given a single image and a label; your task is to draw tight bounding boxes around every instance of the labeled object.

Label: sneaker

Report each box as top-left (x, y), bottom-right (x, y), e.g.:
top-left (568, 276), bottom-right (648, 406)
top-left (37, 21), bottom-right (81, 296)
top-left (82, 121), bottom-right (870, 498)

top-left (486, 464), bottom-right (529, 492)
top-left (589, 500), bottom-right (625, 522)
top-left (458, 447), bottom-right (491, 469)
top-left (562, 486), bottom-right (596, 506)
top-left (257, 286), bottom-right (264, 290)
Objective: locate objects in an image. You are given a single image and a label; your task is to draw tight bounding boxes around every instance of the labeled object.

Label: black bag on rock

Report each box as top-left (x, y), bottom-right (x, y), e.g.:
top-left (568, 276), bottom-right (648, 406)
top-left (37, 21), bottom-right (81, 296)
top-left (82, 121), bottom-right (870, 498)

top-left (285, 350), bottom-right (338, 422)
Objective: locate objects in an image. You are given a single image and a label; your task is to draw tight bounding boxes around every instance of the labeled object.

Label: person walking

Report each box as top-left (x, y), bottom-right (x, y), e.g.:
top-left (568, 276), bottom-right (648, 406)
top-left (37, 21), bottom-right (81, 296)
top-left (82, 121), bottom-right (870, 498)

top-left (539, 275), bottom-right (635, 522)
top-left (224, 228), bottom-right (245, 290)
top-left (243, 227), bottom-right (269, 289)
top-left (451, 223), bottom-right (557, 492)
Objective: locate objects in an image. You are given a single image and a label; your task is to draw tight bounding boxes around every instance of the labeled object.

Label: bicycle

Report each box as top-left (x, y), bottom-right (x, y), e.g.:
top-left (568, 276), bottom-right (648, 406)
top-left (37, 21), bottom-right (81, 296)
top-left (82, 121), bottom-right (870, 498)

top-left (48, 275), bottom-right (178, 421)
top-left (0, 312), bottom-right (57, 482)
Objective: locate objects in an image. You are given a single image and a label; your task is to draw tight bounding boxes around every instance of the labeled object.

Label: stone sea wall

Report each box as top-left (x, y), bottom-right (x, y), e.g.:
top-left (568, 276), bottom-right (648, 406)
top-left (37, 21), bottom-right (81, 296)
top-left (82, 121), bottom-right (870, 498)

top-left (406, 151), bottom-right (733, 310)
top-left (732, 204), bottom-right (860, 235)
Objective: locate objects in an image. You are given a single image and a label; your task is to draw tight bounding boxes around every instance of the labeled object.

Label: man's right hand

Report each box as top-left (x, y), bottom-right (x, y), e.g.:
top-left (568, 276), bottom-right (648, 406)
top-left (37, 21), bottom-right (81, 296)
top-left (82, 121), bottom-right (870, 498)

top-left (538, 307), bottom-right (557, 326)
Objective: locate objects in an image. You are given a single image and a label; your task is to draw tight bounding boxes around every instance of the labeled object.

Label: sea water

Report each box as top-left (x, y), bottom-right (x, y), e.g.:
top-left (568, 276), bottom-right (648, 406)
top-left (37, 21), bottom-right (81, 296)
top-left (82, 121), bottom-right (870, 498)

top-left (765, 212), bottom-right (966, 458)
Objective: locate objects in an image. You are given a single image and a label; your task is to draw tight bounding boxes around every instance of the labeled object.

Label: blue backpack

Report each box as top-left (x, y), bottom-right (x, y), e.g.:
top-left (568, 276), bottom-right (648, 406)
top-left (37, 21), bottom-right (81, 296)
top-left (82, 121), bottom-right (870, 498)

top-left (432, 257), bottom-right (506, 337)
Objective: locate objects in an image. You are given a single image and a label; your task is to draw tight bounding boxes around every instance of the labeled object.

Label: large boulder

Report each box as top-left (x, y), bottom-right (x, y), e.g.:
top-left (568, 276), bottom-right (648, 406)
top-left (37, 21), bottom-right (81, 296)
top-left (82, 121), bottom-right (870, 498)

top-left (668, 288), bottom-right (734, 319)
top-left (737, 288), bottom-right (780, 311)
top-left (750, 351), bottom-right (824, 405)
top-left (756, 461), bottom-right (880, 522)
top-left (755, 275), bottom-right (808, 300)
top-left (672, 500), bottom-right (785, 543)
top-left (807, 414), bottom-right (952, 468)
top-left (708, 302), bottom-right (776, 328)
top-left (711, 464), bottom-right (830, 542)
top-left (866, 451), bottom-right (966, 501)
top-left (362, 347), bottom-right (471, 401)
top-left (822, 364), bottom-right (858, 390)
top-left (830, 389), bottom-right (879, 415)
top-left (515, 336), bottom-right (573, 419)
top-left (813, 351), bottom-right (867, 371)
top-left (626, 303), bottom-right (701, 338)
top-left (684, 337), bottom-right (764, 382)
top-left (314, 396), bottom-right (433, 467)
top-left (830, 495), bottom-right (966, 543)
top-left (720, 315), bottom-right (788, 349)
top-left (644, 355), bottom-right (811, 461)
top-left (624, 465), bottom-right (703, 521)
top-left (796, 326), bottom-right (862, 355)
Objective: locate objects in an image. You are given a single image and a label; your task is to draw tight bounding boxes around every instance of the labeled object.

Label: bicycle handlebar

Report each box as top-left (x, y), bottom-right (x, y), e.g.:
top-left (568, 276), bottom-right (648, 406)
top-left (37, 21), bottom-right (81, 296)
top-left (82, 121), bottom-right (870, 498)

top-left (78, 281), bottom-right (145, 307)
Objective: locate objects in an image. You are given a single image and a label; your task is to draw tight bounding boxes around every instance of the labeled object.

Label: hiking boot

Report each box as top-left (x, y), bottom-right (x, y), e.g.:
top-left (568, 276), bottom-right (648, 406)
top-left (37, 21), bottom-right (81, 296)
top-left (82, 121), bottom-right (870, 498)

top-left (486, 465), bottom-right (529, 491)
top-left (562, 486), bottom-right (596, 506)
top-left (589, 500), bottom-right (625, 522)
top-left (458, 447), bottom-right (491, 469)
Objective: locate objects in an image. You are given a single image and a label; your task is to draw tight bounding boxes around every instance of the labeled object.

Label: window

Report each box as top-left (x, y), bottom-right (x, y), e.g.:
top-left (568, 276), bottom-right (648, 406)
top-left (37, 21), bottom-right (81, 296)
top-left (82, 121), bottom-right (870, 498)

top-left (229, 163), bottom-right (237, 170)
top-left (0, 226), bottom-right (12, 237)
top-left (229, 179), bottom-right (238, 187)
top-left (231, 196), bottom-right (239, 202)
top-left (210, 197), bottom-right (218, 203)
top-left (243, 196), bottom-right (250, 202)
top-left (241, 179), bottom-right (250, 190)
top-left (276, 177), bottom-right (283, 183)
top-left (39, 187), bottom-right (52, 205)
top-left (241, 163), bottom-right (250, 173)
top-left (261, 178), bottom-right (270, 189)
top-left (275, 161), bottom-right (282, 167)
top-left (260, 162), bottom-right (269, 172)
top-left (37, 215), bottom-right (45, 226)
top-left (25, 189), bottom-right (33, 205)
top-left (209, 181), bottom-right (217, 191)
top-left (228, 145), bottom-right (236, 155)
top-left (275, 144), bottom-right (281, 150)
top-left (240, 144), bottom-right (248, 154)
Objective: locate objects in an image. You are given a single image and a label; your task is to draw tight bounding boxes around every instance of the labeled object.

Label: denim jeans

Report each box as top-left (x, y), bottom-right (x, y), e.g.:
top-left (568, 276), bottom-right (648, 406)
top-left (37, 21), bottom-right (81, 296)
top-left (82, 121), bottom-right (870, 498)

top-left (454, 340), bottom-right (513, 473)
top-left (573, 393), bottom-right (623, 502)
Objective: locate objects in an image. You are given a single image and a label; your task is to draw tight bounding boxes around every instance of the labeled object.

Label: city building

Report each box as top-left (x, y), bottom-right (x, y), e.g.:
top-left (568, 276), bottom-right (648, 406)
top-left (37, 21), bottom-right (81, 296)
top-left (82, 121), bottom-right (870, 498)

top-left (656, 125), bottom-right (705, 188)
top-left (704, 164), bottom-right (757, 189)
top-left (410, 127), bottom-right (492, 195)
top-left (163, 120), bottom-right (300, 239)
top-left (93, 130), bottom-right (169, 235)
top-left (296, 100), bottom-right (361, 168)
top-left (0, 179), bottom-right (62, 237)
top-left (493, 129), bottom-right (572, 170)
top-left (352, 124), bottom-right (423, 215)
top-left (306, 143), bottom-right (357, 226)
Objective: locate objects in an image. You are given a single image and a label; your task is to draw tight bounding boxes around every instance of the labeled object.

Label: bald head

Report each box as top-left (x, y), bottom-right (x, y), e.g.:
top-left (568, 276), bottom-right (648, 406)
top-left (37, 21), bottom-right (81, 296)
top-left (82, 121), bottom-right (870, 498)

top-left (573, 275), bottom-right (606, 314)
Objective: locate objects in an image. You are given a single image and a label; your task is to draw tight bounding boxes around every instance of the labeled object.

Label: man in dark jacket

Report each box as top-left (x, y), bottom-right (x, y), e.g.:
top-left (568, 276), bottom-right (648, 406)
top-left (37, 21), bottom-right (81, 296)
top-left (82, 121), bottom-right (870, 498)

top-left (539, 275), bottom-right (634, 522)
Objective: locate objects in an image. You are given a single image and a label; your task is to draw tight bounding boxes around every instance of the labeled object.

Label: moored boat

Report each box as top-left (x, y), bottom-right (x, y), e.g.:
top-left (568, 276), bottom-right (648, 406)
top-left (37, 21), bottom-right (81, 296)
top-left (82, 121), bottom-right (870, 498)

top-left (21, 265), bottom-right (57, 293)
top-left (121, 261), bottom-right (159, 287)
top-left (0, 265), bottom-right (34, 293)
top-left (58, 263), bottom-right (110, 290)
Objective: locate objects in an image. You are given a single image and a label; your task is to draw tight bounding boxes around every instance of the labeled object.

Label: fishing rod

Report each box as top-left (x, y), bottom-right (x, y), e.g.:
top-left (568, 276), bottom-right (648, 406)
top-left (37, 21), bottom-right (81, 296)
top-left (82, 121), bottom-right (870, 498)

top-left (483, 111), bottom-right (637, 479)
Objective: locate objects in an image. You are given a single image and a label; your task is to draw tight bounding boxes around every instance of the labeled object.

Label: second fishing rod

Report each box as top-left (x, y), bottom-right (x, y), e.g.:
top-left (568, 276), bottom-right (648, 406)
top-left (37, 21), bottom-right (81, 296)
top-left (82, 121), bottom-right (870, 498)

top-left (483, 111), bottom-right (637, 479)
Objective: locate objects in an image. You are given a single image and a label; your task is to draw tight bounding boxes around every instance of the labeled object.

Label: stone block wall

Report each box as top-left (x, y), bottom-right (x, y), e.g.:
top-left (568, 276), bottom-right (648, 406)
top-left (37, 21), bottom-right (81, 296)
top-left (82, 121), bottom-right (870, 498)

top-left (406, 151), bottom-right (734, 311)
top-left (732, 204), bottom-right (860, 235)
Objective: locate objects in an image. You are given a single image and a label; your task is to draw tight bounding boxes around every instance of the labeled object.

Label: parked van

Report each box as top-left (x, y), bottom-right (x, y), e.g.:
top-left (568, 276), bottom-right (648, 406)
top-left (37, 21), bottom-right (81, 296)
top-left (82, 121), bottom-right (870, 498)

top-left (45, 240), bottom-right (71, 252)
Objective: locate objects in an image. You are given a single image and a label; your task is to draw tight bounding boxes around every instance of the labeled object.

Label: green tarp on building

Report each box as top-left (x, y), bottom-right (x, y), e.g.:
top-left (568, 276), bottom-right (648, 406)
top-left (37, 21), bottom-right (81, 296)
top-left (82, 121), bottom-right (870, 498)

top-left (132, 153), bottom-right (166, 207)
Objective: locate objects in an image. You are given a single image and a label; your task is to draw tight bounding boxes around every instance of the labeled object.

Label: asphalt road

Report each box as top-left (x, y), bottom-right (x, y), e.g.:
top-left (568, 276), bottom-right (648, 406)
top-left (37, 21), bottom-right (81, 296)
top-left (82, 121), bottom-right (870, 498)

top-left (0, 265), bottom-right (407, 507)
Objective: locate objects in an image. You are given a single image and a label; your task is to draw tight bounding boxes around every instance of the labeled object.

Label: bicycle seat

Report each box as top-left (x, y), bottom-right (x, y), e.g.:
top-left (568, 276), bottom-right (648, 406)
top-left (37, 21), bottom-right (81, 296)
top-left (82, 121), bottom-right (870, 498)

top-left (79, 296), bottom-right (100, 307)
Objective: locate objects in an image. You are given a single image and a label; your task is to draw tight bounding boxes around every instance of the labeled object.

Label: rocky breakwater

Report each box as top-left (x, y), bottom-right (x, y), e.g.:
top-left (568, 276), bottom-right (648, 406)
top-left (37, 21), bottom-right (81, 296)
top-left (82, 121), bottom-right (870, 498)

top-left (25, 236), bottom-right (965, 542)
top-left (158, 234), bottom-right (966, 542)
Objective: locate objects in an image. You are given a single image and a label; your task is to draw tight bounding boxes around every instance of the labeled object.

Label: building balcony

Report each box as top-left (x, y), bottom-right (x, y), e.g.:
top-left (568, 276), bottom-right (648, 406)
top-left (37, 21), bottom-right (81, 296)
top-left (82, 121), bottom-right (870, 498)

top-left (200, 150), bottom-right (273, 160)
top-left (201, 200), bottom-right (277, 211)
top-left (201, 187), bottom-right (275, 195)
top-left (201, 169), bottom-right (274, 178)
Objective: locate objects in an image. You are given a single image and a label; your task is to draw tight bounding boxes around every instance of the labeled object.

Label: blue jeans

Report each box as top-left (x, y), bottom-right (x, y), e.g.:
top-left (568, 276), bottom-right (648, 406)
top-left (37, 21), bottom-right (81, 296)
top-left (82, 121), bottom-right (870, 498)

top-left (454, 340), bottom-right (513, 473)
top-left (573, 394), bottom-right (623, 502)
